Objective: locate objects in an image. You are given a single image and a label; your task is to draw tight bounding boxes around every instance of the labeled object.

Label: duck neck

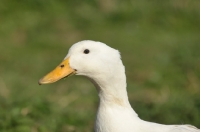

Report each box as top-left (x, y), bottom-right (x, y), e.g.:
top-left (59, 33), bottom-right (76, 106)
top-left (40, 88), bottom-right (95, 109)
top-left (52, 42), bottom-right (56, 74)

top-left (90, 69), bottom-right (131, 107)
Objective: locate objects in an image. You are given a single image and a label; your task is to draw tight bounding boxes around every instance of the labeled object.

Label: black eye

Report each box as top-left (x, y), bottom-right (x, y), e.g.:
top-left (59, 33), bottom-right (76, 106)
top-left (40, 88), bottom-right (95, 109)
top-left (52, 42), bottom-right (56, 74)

top-left (84, 49), bottom-right (90, 54)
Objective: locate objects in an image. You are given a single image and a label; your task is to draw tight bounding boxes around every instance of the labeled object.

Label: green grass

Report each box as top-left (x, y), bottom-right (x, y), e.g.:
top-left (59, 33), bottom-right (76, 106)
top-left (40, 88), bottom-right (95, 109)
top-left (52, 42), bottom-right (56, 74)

top-left (0, 0), bottom-right (200, 131)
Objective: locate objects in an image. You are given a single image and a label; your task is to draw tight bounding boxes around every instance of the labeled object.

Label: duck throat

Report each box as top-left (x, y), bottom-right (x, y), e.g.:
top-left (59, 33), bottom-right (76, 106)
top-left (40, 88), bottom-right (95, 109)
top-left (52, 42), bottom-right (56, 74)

top-left (90, 70), bottom-right (138, 132)
top-left (89, 70), bottom-right (130, 107)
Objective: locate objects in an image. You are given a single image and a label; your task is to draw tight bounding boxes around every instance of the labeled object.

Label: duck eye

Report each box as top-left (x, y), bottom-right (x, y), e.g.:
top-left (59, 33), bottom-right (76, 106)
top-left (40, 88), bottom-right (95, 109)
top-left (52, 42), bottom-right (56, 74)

top-left (60, 64), bottom-right (65, 68)
top-left (83, 49), bottom-right (90, 54)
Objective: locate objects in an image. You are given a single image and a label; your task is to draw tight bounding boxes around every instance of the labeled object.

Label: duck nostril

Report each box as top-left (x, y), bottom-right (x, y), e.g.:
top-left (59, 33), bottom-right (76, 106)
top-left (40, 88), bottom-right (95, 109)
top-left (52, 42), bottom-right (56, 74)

top-left (60, 64), bottom-right (65, 68)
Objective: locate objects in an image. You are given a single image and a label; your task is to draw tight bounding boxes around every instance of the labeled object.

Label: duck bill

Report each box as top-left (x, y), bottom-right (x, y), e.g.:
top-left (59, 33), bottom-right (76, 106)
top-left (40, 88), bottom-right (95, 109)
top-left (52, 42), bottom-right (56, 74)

top-left (39, 57), bottom-right (75, 85)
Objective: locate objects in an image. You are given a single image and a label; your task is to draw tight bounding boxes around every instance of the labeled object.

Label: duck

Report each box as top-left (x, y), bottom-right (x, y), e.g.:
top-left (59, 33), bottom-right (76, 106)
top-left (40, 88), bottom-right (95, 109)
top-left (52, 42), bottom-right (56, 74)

top-left (39, 40), bottom-right (200, 132)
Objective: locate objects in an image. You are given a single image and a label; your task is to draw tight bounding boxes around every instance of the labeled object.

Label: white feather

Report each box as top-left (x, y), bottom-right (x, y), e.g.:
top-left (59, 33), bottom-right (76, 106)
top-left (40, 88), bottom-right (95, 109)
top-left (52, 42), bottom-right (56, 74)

top-left (65, 40), bottom-right (200, 132)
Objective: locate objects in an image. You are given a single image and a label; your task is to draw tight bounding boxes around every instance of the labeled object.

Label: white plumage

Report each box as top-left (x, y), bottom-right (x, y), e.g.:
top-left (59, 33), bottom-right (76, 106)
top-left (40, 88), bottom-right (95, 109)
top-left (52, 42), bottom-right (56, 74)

top-left (39, 40), bottom-right (200, 132)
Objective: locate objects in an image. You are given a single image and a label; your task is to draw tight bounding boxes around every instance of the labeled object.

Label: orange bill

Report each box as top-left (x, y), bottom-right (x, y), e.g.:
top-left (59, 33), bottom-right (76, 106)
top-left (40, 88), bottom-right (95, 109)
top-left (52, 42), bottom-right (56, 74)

top-left (39, 57), bottom-right (76, 85)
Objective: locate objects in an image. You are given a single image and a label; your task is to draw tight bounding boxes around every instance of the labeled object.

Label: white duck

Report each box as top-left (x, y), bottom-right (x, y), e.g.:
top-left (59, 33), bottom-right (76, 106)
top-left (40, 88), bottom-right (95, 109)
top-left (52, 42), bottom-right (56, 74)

top-left (39, 40), bottom-right (200, 132)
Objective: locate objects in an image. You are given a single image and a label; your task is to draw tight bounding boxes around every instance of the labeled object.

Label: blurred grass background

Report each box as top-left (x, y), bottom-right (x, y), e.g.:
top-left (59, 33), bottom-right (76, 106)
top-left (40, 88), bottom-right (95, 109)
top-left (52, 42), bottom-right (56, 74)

top-left (0, 0), bottom-right (200, 132)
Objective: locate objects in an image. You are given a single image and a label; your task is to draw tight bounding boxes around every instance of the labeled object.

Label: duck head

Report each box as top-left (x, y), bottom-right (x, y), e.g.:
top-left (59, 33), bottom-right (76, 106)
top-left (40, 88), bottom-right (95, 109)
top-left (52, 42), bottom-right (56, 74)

top-left (39, 40), bottom-right (124, 85)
